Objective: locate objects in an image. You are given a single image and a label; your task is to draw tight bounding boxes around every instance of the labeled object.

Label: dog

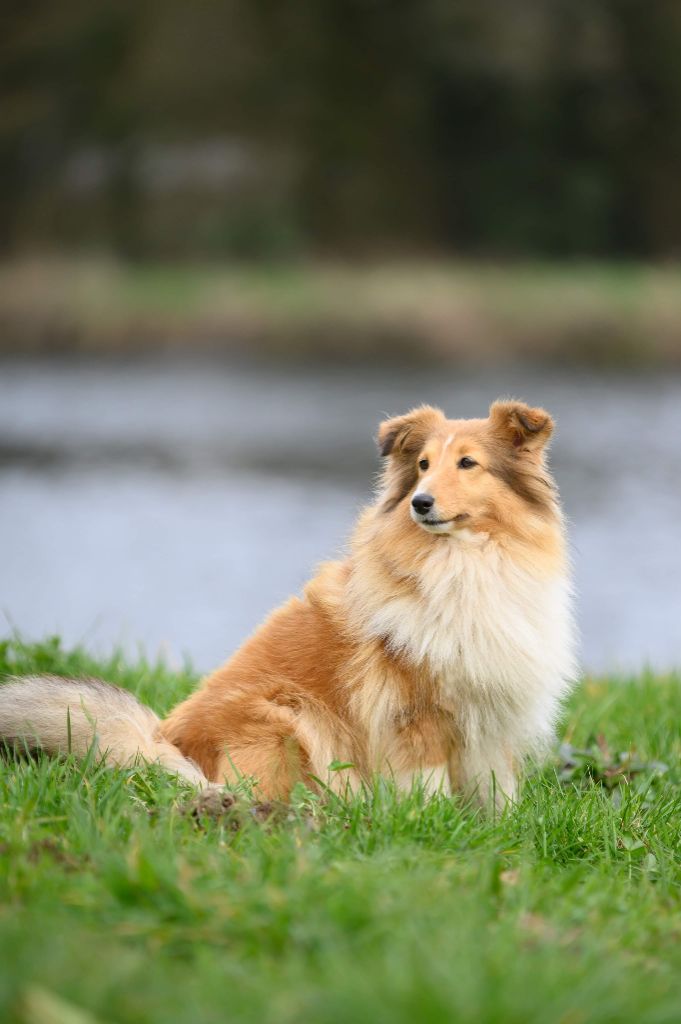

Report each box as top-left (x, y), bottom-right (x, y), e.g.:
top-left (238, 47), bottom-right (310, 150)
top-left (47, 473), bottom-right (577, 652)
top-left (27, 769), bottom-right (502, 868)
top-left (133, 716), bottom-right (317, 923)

top-left (0, 400), bottom-right (576, 806)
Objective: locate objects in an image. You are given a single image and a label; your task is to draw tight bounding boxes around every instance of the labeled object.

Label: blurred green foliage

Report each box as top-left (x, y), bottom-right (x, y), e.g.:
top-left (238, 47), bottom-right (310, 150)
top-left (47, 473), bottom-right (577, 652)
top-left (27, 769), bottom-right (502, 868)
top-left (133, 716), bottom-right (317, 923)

top-left (2, 0), bottom-right (681, 259)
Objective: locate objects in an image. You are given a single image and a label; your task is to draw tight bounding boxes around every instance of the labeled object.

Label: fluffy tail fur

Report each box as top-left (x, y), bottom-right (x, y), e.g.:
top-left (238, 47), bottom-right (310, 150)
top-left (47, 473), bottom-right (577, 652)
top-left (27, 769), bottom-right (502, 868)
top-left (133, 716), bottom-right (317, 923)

top-left (0, 675), bottom-right (209, 786)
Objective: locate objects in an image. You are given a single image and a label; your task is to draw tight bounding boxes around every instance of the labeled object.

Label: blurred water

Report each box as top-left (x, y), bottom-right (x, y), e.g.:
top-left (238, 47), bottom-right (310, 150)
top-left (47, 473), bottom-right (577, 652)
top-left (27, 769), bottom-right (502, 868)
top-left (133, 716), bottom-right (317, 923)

top-left (1, 357), bottom-right (680, 674)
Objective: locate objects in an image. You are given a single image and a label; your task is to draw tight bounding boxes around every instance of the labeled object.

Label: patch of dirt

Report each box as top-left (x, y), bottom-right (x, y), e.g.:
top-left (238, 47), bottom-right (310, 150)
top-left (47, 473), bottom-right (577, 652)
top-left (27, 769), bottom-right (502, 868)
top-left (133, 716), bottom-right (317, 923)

top-left (179, 788), bottom-right (291, 829)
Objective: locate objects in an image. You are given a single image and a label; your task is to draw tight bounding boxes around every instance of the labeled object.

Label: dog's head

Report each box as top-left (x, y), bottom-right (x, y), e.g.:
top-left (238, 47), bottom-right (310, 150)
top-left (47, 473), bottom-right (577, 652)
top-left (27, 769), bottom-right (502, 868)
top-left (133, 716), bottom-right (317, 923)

top-left (377, 400), bottom-right (557, 537)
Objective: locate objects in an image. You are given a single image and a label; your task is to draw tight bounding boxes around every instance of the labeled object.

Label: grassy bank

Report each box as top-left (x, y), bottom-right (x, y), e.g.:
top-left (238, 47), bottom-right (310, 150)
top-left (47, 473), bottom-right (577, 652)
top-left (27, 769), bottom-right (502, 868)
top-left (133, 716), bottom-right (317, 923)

top-left (1, 258), bottom-right (681, 364)
top-left (2, 636), bottom-right (681, 1023)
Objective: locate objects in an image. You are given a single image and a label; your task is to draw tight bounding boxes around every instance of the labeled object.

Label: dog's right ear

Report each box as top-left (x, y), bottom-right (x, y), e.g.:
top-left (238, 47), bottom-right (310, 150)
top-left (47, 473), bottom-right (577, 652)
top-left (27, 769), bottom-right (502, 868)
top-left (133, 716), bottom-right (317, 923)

top-left (376, 406), bottom-right (445, 513)
top-left (377, 406), bottom-right (444, 458)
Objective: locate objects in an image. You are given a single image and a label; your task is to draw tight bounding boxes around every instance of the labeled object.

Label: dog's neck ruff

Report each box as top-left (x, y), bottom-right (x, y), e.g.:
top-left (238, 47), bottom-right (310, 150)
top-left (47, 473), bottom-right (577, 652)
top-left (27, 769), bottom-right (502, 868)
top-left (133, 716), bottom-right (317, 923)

top-left (346, 532), bottom-right (576, 749)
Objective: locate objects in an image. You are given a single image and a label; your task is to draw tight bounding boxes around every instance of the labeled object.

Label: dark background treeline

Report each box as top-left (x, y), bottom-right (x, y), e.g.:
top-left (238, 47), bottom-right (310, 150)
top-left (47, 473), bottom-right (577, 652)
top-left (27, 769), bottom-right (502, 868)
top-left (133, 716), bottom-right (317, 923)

top-left (3, 0), bottom-right (681, 261)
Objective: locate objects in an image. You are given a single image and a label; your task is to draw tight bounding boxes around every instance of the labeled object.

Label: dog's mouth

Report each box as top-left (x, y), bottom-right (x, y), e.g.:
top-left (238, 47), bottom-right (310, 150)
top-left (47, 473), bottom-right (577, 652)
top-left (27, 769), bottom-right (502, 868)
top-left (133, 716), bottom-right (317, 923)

top-left (413, 511), bottom-right (471, 531)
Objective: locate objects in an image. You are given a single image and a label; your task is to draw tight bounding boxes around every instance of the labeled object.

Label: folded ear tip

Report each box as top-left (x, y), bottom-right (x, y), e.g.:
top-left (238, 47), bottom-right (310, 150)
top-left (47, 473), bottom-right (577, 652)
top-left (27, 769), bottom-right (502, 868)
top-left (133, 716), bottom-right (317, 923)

top-left (376, 405), bottom-right (445, 457)
top-left (376, 417), bottom-right (397, 455)
top-left (490, 399), bottom-right (554, 448)
top-left (516, 408), bottom-right (552, 434)
top-left (377, 430), bottom-right (397, 456)
top-left (490, 399), bottom-right (551, 424)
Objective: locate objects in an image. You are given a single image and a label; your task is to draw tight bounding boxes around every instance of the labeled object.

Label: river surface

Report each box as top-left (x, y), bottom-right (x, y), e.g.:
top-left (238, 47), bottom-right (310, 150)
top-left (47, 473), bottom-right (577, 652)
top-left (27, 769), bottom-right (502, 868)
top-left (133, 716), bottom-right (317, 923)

top-left (1, 357), bottom-right (680, 674)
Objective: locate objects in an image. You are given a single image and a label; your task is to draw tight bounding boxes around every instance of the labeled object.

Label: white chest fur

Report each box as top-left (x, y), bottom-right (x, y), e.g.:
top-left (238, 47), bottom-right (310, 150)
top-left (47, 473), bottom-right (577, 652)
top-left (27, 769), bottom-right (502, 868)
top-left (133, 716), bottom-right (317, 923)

top-left (363, 537), bottom-right (577, 757)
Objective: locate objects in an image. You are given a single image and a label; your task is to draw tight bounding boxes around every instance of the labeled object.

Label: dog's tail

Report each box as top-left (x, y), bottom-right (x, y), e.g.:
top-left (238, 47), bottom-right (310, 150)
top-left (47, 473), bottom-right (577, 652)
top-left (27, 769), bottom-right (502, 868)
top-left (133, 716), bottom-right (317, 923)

top-left (0, 675), bottom-right (209, 786)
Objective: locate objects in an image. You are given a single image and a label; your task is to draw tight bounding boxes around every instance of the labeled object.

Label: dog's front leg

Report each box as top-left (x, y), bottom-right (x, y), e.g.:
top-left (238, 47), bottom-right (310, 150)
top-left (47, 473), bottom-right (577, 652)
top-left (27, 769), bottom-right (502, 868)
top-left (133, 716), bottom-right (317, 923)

top-left (450, 740), bottom-right (518, 810)
top-left (385, 711), bottom-right (453, 797)
top-left (391, 763), bottom-right (451, 797)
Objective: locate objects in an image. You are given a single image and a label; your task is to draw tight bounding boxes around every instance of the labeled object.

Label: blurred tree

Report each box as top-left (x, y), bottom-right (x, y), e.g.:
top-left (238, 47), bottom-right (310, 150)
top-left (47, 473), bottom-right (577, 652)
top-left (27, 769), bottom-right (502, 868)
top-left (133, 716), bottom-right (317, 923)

top-left (0, 0), bottom-right (142, 256)
top-left (1, 0), bottom-right (680, 258)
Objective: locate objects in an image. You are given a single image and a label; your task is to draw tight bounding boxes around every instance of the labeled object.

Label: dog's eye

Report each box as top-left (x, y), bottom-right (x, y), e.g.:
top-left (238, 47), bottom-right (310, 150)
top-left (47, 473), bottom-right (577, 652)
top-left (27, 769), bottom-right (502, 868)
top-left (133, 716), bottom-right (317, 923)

top-left (418, 458), bottom-right (429, 471)
top-left (458, 456), bottom-right (477, 469)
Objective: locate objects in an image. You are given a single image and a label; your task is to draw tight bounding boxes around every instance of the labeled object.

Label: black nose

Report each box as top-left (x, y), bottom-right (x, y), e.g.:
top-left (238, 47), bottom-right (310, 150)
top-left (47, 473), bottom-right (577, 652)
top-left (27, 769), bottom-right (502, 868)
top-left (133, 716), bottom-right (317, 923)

top-left (411, 493), bottom-right (434, 515)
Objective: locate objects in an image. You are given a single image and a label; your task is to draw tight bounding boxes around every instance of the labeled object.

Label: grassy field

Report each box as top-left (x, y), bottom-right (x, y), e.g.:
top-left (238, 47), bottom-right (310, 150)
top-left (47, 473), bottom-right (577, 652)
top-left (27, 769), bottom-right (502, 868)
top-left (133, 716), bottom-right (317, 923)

top-left (2, 258), bottom-right (681, 364)
top-left (2, 636), bottom-right (681, 1024)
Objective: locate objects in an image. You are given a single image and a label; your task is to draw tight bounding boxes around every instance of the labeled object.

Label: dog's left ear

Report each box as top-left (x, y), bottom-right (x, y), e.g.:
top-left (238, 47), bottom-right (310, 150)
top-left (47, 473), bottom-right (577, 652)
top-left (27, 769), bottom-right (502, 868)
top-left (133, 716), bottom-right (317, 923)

top-left (489, 400), bottom-right (554, 452)
top-left (377, 405), bottom-right (444, 458)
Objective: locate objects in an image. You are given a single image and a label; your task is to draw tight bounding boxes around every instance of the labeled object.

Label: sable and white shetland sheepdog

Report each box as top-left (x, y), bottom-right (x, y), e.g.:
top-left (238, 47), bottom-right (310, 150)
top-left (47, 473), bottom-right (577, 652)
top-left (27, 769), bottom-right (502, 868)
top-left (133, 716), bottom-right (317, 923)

top-left (0, 401), bottom-right (576, 806)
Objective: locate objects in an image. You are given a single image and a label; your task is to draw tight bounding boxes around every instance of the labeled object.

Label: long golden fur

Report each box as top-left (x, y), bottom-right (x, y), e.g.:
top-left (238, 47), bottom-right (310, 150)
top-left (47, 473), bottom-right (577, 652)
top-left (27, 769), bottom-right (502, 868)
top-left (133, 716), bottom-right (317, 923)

top-left (0, 400), bottom-right (576, 806)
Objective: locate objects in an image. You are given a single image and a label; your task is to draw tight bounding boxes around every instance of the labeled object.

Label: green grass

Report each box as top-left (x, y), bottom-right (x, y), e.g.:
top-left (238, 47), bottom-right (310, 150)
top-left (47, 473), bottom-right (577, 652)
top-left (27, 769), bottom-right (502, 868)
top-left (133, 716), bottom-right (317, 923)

top-left (2, 636), bottom-right (681, 1024)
